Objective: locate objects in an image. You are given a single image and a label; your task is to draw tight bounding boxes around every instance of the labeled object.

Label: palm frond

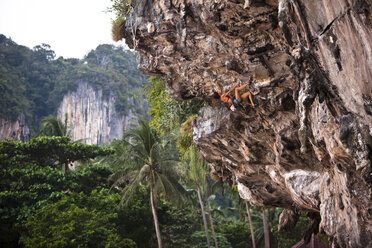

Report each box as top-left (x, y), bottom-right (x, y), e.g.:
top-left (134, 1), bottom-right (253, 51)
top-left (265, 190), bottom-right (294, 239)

top-left (162, 173), bottom-right (189, 205)
top-left (109, 169), bottom-right (140, 189)
top-left (188, 146), bottom-right (208, 191)
top-left (119, 170), bottom-right (144, 207)
top-left (154, 173), bottom-right (185, 207)
top-left (40, 115), bottom-right (69, 137)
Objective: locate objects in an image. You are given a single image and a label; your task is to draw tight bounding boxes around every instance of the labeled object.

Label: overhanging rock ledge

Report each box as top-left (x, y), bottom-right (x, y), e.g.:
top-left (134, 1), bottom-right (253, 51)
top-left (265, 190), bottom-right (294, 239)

top-left (121, 0), bottom-right (372, 246)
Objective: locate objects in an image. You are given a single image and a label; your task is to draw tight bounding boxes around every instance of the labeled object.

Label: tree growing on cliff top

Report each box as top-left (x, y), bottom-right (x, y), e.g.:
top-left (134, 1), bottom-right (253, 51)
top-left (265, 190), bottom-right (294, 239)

top-left (108, 0), bottom-right (133, 18)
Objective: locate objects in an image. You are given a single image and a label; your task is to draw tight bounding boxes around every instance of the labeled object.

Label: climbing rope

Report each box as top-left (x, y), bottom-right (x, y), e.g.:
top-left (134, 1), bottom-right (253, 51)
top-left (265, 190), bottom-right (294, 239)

top-left (149, 0), bottom-right (164, 32)
top-left (151, 7), bottom-right (164, 32)
top-left (129, 12), bottom-right (138, 48)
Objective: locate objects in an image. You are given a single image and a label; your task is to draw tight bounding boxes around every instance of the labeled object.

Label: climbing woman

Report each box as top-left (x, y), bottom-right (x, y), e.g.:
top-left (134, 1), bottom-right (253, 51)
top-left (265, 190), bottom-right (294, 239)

top-left (213, 80), bottom-right (255, 109)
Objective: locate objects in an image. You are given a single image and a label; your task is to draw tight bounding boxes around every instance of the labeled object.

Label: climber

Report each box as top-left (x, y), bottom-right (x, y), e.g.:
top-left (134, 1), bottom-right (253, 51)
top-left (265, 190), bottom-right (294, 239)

top-left (213, 79), bottom-right (255, 110)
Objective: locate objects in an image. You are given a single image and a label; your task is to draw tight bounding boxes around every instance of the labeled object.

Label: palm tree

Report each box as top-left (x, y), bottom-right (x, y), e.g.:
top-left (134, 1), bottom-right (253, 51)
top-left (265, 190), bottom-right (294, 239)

top-left (39, 114), bottom-right (73, 172)
top-left (228, 185), bottom-right (257, 248)
top-left (189, 146), bottom-right (211, 248)
top-left (110, 119), bottom-right (187, 248)
top-left (245, 201), bottom-right (256, 248)
top-left (40, 114), bottom-right (70, 137)
top-left (263, 209), bottom-right (270, 248)
top-left (252, 208), bottom-right (281, 248)
top-left (205, 175), bottom-right (219, 248)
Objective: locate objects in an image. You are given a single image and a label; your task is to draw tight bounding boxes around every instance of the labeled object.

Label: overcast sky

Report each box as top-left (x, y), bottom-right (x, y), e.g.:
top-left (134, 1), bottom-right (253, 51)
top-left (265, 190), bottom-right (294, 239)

top-left (0, 0), bottom-right (125, 59)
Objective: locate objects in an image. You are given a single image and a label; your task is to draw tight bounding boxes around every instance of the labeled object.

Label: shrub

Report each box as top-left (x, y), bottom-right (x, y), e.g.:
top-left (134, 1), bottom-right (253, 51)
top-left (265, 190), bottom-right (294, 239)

top-left (112, 17), bottom-right (126, 42)
top-left (177, 114), bottom-right (198, 155)
top-left (109, 0), bottom-right (133, 18)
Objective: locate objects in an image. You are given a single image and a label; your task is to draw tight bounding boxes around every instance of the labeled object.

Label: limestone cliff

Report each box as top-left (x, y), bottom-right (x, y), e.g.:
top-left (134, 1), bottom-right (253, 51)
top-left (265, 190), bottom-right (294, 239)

top-left (121, 0), bottom-right (372, 247)
top-left (58, 81), bottom-right (135, 145)
top-left (0, 114), bottom-right (30, 142)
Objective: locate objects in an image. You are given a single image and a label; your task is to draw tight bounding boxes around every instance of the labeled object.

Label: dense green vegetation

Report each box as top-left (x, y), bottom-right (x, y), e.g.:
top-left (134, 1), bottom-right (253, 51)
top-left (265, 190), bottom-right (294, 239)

top-left (0, 137), bottom-right (113, 247)
top-left (0, 34), bottom-right (148, 134)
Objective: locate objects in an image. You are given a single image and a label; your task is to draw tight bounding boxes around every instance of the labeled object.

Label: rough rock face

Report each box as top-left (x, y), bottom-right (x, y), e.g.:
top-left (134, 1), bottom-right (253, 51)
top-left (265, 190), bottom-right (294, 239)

top-left (0, 114), bottom-right (30, 142)
top-left (58, 82), bottom-right (135, 145)
top-left (122, 0), bottom-right (372, 247)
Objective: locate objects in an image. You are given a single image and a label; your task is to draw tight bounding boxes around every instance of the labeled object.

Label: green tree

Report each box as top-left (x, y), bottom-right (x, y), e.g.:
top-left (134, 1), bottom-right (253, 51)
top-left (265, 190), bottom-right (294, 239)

top-left (1, 136), bottom-right (113, 171)
top-left (186, 147), bottom-right (212, 248)
top-left (245, 201), bottom-right (256, 248)
top-left (21, 190), bottom-right (136, 248)
top-left (214, 221), bottom-right (252, 248)
top-left (263, 209), bottom-right (270, 248)
top-left (250, 208), bottom-right (279, 248)
top-left (108, 0), bottom-right (133, 18)
top-left (115, 185), bottom-right (156, 247)
top-left (0, 137), bottom-right (113, 247)
top-left (75, 164), bottom-right (114, 194)
top-left (157, 200), bottom-right (201, 248)
top-left (110, 119), bottom-right (187, 248)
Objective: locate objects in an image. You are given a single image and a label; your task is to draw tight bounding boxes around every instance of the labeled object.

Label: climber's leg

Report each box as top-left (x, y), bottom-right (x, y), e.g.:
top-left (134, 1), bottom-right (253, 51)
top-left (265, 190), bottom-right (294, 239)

top-left (235, 83), bottom-right (250, 100)
top-left (242, 91), bottom-right (255, 107)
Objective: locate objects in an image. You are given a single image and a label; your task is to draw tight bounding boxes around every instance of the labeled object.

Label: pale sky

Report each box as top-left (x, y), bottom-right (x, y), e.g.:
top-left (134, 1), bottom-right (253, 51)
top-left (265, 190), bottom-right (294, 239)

top-left (0, 0), bottom-right (126, 59)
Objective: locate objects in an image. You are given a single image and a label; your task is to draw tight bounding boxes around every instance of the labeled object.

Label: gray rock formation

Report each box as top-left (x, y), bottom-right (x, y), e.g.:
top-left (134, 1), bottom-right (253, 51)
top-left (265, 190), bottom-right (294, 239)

top-left (58, 81), bottom-right (135, 145)
top-left (121, 0), bottom-right (372, 247)
top-left (0, 113), bottom-right (30, 142)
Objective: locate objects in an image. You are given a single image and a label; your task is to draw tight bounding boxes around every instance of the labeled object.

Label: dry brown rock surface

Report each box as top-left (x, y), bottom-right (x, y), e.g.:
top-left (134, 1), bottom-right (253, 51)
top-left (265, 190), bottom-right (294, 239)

top-left (121, 0), bottom-right (372, 247)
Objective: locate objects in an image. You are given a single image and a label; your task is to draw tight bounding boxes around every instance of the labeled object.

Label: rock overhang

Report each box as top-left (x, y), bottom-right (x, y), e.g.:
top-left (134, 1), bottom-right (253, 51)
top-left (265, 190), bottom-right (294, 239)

top-left (121, 0), bottom-right (372, 247)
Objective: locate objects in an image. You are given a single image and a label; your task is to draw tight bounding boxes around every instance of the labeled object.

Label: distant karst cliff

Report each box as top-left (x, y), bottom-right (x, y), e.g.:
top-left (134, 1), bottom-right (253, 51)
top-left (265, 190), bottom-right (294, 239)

top-left (0, 38), bottom-right (147, 143)
top-left (121, 0), bottom-right (372, 247)
top-left (0, 114), bottom-right (30, 142)
top-left (58, 81), bottom-right (135, 145)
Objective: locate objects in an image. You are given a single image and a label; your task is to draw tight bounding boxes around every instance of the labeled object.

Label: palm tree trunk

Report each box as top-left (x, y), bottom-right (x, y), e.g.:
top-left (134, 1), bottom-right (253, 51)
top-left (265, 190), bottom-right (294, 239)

top-left (262, 209), bottom-right (270, 248)
top-left (206, 196), bottom-right (218, 248)
top-left (197, 187), bottom-right (211, 248)
top-left (245, 201), bottom-right (256, 248)
top-left (150, 181), bottom-right (162, 248)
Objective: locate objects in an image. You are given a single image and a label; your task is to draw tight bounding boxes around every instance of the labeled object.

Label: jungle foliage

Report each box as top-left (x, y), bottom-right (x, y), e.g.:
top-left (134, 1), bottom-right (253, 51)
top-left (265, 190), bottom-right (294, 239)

top-left (0, 136), bottom-right (113, 247)
top-left (0, 35), bottom-right (148, 134)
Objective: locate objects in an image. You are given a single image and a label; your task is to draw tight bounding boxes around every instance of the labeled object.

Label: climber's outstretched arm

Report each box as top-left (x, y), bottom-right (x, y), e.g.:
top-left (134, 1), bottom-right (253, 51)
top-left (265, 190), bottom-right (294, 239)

top-left (225, 82), bottom-right (240, 96)
top-left (215, 81), bottom-right (223, 95)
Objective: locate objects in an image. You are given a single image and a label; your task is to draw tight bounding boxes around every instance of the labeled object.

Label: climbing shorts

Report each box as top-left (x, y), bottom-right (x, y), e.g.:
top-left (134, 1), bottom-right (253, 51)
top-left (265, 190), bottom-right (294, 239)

top-left (233, 98), bottom-right (242, 105)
